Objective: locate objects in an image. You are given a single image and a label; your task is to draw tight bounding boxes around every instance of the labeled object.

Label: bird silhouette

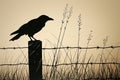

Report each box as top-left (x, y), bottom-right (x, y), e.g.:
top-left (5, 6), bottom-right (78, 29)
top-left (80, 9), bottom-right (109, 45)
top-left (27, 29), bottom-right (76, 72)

top-left (10, 15), bottom-right (54, 41)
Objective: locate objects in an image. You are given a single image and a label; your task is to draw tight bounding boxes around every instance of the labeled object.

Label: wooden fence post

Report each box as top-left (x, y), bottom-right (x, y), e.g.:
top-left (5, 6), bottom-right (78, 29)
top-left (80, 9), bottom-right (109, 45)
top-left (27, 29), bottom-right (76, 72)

top-left (28, 40), bottom-right (42, 80)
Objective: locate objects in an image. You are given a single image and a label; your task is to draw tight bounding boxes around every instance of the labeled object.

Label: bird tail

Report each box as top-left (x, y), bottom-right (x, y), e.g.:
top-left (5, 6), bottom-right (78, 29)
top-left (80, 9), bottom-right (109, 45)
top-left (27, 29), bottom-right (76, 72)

top-left (10, 30), bottom-right (19, 35)
top-left (10, 34), bottom-right (21, 41)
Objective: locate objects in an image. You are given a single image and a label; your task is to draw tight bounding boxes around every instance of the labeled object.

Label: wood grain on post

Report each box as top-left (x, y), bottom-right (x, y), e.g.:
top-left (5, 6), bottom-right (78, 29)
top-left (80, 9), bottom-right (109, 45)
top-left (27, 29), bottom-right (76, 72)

top-left (28, 40), bottom-right (42, 80)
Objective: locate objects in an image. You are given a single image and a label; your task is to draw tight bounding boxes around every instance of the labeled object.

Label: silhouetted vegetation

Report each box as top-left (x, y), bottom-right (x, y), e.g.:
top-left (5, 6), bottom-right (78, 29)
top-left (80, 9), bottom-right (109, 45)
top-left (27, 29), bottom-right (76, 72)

top-left (0, 4), bottom-right (120, 80)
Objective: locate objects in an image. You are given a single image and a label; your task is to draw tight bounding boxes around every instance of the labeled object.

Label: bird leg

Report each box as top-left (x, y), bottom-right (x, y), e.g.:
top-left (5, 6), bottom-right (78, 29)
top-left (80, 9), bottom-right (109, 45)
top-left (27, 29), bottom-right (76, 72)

top-left (28, 35), bottom-right (33, 41)
top-left (32, 36), bottom-right (37, 41)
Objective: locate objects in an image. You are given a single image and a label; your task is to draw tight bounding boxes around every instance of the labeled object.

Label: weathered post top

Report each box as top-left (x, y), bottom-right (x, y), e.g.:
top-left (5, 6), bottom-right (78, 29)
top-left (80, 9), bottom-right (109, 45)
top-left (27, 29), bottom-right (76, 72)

top-left (28, 40), bottom-right (42, 80)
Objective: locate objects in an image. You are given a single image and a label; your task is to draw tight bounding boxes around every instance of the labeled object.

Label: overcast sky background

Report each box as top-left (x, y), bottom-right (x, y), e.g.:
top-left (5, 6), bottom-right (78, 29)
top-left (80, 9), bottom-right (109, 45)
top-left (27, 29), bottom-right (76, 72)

top-left (0, 0), bottom-right (120, 63)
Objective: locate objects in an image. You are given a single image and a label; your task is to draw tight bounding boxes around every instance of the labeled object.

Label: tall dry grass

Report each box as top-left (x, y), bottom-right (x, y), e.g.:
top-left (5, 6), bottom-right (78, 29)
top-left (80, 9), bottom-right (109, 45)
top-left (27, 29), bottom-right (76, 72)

top-left (0, 4), bottom-right (120, 80)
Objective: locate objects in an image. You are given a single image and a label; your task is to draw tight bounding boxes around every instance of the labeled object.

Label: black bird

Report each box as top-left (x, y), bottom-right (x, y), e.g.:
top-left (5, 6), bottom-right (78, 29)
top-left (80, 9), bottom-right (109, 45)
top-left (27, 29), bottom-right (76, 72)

top-left (10, 15), bottom-right (54, 41)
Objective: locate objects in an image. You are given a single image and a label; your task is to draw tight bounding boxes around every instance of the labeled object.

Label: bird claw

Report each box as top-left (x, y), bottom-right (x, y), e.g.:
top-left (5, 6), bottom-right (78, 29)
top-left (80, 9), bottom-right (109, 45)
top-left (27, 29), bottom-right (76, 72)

top-left (29, 36), bottom-right (37, 41)
top-left (32, 37), bottom-right (37, 41)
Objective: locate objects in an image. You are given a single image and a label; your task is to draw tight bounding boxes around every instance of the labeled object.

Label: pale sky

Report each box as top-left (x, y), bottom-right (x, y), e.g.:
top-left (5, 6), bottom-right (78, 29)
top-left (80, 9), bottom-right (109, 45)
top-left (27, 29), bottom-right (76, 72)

top-left (0, 0), bottom-right (120, 63)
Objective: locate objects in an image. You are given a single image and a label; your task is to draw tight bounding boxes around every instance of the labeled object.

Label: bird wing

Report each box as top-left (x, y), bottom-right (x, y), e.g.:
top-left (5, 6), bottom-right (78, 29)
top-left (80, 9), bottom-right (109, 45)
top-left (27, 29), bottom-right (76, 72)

top-left (17, 19), bottom-right (38, 35)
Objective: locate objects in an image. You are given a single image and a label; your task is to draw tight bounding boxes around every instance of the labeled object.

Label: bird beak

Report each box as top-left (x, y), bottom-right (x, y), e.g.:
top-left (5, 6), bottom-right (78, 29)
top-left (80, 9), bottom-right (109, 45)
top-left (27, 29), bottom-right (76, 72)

top-left (49, 18), bottom-right (54, 20)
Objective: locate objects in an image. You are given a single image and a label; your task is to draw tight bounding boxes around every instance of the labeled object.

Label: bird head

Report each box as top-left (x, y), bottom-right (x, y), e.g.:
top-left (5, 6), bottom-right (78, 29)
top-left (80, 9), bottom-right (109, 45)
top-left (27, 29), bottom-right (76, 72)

top-left (38, 15), bottom-right (54, 22)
